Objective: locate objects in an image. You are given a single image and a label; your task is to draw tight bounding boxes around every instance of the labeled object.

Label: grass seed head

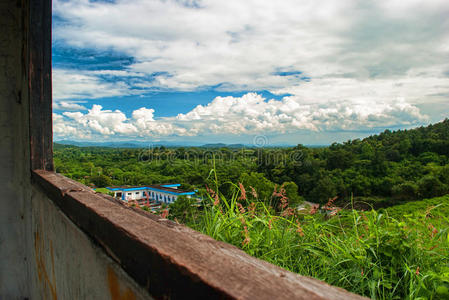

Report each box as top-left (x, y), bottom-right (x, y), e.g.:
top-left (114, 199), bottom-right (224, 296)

top-left (238, 182), bottom-right (247, 201)
top-left (248, 202), bottom-right (256, 216)
top-left (250, 186), bottom-right (258, 199)
top-left (296, 220), bottom-right (305, 237)
top-left (237, 202), bottom-right (246, 214)
top-left (242, 226), bottom-right (251, 246)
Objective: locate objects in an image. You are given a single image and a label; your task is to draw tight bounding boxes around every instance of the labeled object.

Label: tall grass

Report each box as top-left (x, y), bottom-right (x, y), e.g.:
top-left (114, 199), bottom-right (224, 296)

top-left (180, 171), bottom-right (449, 299)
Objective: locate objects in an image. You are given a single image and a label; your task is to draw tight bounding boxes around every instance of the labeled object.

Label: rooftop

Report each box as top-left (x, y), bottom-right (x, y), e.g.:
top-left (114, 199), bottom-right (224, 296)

top-left (106, 184), bottom-right (194, 195)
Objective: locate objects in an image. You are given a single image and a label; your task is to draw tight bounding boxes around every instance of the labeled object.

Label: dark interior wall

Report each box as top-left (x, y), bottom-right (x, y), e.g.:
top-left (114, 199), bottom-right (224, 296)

top-left (0, 0), bottom-right (33, 298)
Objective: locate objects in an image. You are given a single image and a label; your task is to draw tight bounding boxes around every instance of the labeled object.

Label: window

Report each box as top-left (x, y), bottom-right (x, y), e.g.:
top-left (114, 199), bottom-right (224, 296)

top-left (23, 1), bottom-right (358, 298)
top-left (135, 192), bottom-right (140, 195)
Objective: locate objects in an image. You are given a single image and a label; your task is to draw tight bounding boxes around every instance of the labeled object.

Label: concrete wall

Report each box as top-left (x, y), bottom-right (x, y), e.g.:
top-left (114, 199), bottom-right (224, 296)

top-left (0, 1), bottom-right (33, 297)
top-left (0, 2), bottom-right (152, 298)
top-left (30, 184), bottom-right (152, 300)
top-left (123, 190), bottom-right (147, 201)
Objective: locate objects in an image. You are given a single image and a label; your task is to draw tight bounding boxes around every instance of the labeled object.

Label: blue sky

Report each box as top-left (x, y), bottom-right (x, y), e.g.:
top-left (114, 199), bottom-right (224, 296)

top-left (52, 0), bottom-right (449, 145)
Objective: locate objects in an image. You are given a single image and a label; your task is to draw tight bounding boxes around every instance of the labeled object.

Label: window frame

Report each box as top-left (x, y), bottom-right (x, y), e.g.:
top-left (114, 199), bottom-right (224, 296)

top-left (29, 0), bottom-right (53, 171)
top-left (27, 1), bottom-right (365, 299)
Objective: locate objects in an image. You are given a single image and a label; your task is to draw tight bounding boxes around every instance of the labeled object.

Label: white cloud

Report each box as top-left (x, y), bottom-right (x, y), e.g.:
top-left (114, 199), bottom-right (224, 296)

top-left (53, 93), bottom-right (428, 141)
top-left (53, 113), bottom-right (80, 137)
top-left (52, 69), bottom-right (136, 100)
top-left (53, 0), bottom-right (449, 90)
top-left (51, 0), bottom-right (448, 141)
top-left (273, 74), bottom-right (449, 106)
top-left (62, 104), bottom-right (137, 136)
top-left (53, 101), bottom-right (88, 111)
top-left (174, 93), bottom-right (428, 133)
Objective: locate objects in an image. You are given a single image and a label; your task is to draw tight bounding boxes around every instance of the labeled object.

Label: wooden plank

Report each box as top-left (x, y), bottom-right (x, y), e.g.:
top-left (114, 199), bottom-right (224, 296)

top-left (29, 0), bottom-right (53, 171)
top-left (33, 170), bottom-right (368, 300)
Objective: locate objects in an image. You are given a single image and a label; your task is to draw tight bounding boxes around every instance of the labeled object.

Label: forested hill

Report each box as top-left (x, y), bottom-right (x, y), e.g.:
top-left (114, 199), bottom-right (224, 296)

top-left (54, 119), bottom-right (449, 207)
top-left (257, 119), bottom-right (449, 206)
top-left (364, 118), bottom-right (449, 156)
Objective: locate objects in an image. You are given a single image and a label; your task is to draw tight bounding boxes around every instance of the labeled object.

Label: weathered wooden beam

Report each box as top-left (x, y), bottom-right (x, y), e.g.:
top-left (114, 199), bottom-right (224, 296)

top-left (32, 170), bottom-right (367, 300)
top-left (29, 0), bottom-right (53, 171)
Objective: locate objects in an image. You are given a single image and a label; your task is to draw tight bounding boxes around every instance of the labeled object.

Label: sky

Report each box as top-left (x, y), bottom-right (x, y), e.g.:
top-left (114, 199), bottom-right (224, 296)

top-left (52, 0), bottom-right (449, 146)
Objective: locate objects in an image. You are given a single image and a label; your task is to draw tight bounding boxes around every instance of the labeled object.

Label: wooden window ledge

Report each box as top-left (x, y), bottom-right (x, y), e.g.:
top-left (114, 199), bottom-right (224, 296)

top-left (32, 170), bottom-right (366, 300)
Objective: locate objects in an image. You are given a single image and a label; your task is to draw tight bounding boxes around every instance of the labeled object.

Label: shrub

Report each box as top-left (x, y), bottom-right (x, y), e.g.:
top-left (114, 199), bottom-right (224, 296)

top-left (392, 181), bottom-right (419, 200)
top-left (418, 175), bottom-right (448, 198)
top-left (168, 195), bottom-right (199, 223)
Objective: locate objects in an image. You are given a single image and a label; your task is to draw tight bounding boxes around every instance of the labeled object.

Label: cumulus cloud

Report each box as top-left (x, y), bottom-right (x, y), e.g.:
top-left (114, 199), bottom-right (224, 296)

top-left (174, 93), bottom-right (428, 134)
top-left (53, 93), bottom-right (428, 141)
top-left (51, 0), bottom-right (448, 141)
top-left (53, 113), bottom-right (80, 137)
top-left (53, 0), bottom-right (449, 90)
top-left (62, 105), bottom-right (137, 135)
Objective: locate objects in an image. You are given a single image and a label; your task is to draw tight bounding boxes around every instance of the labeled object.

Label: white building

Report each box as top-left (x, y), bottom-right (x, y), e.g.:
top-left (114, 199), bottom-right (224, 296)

top-left (106, 184), bottom-right (195, 205)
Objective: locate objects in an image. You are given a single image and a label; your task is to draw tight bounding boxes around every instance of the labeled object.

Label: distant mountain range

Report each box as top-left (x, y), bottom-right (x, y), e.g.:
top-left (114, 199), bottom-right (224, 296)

top-left (54, 140), bottom-right (307, 148)
top-left (200, 143), bottom-right (247, 148)
top-left (55, 140), bottom-right (199, 148)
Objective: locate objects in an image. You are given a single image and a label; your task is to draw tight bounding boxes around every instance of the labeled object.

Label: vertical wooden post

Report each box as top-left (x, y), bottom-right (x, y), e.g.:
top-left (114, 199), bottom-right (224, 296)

top-left (29, 0), bottom-right (53, 171)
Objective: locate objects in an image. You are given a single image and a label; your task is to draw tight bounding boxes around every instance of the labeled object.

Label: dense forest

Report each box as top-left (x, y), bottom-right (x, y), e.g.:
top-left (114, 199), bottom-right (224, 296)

top-left (54, 119), bottom-right (449, 208)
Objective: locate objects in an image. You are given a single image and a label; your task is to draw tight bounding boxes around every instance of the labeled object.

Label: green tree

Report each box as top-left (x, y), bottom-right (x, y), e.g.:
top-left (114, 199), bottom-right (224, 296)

top-left (326, 148), bottom-right (354, 170)
top-left (360, 143), bottom-right (375, 160)
top-left (169, 196), bottom-right (198, 224)
top-left (282, 181), bottom-right (304, 207)
top-left (90, 174), bottom-right (111, 188)
top-left (309, 176), bottom-right (337, 204)
top-left (438, 165), bottom-right (449, 185)
top-left (239, 172), bottom-right (275, 202)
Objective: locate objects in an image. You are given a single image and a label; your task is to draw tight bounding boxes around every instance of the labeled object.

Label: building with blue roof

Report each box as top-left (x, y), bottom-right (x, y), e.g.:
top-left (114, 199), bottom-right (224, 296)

top-left (106, 184), bottom-right (195, 205)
